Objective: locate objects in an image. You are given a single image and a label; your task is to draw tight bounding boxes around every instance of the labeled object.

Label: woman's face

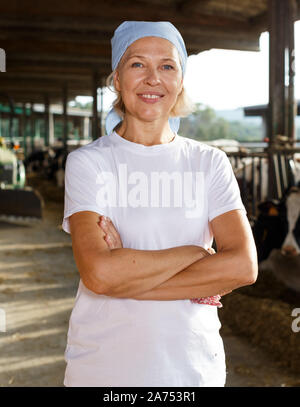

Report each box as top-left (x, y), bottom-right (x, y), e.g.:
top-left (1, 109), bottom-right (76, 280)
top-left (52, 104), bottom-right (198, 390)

top-left (114, 36), bottom-right (183, 123)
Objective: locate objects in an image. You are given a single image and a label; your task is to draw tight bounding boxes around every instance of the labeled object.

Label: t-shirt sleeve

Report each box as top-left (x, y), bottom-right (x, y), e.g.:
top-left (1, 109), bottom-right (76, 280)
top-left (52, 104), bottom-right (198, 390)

top-left (207, 149), bottom-right (247, 222)
top-left (62, 150), bottom-right (106, 234)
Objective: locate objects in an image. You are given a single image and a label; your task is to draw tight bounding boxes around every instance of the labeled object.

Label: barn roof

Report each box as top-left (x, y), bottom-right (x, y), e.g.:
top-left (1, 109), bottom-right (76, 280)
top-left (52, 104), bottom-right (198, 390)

top-left (1, 0), bottom-right (299, 104)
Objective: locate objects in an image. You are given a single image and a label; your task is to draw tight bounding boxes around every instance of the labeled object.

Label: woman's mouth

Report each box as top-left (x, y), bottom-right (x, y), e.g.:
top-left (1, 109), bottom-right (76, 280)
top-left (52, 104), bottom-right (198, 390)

top-left (137, 93), bottom-right (164, 103)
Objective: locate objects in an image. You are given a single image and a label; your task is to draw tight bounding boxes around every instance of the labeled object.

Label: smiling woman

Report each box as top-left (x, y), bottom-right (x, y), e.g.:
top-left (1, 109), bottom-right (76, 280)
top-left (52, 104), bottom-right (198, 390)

top-left (62, 20), bottom-right (257, 388)
top-left (106, 39), bottom-right (195, 122)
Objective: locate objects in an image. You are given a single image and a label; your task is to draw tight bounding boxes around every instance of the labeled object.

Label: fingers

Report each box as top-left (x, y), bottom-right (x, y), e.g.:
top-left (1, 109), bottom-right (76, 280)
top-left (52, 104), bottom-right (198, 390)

top-left (199, 247), bottom-right (215, 259)
top-left (100, 216), bottom-right (119, 240)
top-left (98, 215), bottom-right (123, 249)
top-left (100, 218), bottom-right (117, 247)
top-left (97, 216), bottom-right (114, 248)
top-left (104, 232), bottom-right (115, 249)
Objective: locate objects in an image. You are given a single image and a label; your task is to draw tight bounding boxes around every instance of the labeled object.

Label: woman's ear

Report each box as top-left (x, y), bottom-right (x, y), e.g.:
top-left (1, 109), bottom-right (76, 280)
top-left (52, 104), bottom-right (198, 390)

top-left (114, 70), bottom-right (121, 92)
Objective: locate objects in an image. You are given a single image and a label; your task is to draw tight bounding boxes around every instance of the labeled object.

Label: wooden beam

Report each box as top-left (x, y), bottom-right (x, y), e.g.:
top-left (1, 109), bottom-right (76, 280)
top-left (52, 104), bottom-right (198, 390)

top-left (0, 27), bottom-right (111, 44)
top-left (287, 0), bottom-right (297, 143)
top-left (267, 0), bottom-right (297, 200)
top-left (0, 11), bottom-right (262, 41)
top-left (0, 15), bottom-right (118, 32)
top-left (7, 60), bottom-right (111, 80)
top-left (250, 2), bottom-right (300, 31)
top-left (0, 1), bottom-right (255, 31)
top-left (249, 11), bottom-right (268, 31)
top-left (0, 80), bottom-right (94, 95)
top-left (0, 22), bottom-right (260, 44)
top-left (184, 35), bottom-right (260, 53)
top-left (176, 0), bottom-right (212, 16)
top-left (7, 53), bottom-right (110, 68)
top-left (2, 71), bottom-right (92, 83)
top-left (1, 39), bottom-right (110, 58)
top-left (8, 64), bottom-right (96, 75)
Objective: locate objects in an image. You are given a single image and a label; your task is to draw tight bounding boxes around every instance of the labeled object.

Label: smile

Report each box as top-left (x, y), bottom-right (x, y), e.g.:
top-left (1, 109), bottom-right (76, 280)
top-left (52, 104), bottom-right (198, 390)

top-left (140, 94), bottom-right (161, 99)
top-left (137, 93), bottom-right (164, 103)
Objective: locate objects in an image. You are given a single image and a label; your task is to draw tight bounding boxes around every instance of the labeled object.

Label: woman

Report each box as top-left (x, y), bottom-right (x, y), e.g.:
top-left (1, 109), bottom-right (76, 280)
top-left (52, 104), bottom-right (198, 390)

top-left (62, 21), bottom-right (258, 387)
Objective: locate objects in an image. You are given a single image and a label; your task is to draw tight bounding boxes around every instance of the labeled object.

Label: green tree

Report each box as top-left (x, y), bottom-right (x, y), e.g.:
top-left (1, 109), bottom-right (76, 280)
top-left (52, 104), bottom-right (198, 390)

top-left (180, 103), bottom-right (263, 142)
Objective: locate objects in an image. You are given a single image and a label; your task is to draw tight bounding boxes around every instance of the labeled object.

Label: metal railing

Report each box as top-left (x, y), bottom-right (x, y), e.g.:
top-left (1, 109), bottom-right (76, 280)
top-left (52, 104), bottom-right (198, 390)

top-left (225, 147), bottom-right (300, 221)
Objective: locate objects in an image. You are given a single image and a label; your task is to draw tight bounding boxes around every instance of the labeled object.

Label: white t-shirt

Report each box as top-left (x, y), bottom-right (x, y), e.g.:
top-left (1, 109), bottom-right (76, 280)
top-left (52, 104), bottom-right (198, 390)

top-left (62, 131), bottom-right (247, 387)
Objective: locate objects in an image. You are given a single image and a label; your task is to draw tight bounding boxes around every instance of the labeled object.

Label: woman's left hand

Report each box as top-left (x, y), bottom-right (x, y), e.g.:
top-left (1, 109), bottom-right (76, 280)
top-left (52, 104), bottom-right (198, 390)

top-left (191, 246), bottom-right (226, 306)
top-left (98, 215), bottom-right (123, 250)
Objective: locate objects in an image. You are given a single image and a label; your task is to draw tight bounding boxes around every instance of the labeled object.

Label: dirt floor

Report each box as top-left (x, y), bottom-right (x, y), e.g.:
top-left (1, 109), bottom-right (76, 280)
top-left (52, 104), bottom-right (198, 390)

top-left (0, 176), bottom-right (299, 387)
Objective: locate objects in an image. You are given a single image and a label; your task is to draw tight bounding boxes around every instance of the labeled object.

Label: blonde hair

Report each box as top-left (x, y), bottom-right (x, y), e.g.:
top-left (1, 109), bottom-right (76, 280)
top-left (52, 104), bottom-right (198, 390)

top-left (106, 71), bottom-right (195, 119)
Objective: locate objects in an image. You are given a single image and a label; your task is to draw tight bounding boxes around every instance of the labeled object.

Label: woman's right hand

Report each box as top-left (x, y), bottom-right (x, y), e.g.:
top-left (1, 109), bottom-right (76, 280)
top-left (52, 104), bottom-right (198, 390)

top-left (98, 215), bottom-right (123, 250)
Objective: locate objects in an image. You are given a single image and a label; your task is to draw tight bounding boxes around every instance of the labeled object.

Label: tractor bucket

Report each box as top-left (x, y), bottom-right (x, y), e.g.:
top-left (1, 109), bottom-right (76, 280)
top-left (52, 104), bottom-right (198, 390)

top-left (0, 186), bottom-right (43, 220)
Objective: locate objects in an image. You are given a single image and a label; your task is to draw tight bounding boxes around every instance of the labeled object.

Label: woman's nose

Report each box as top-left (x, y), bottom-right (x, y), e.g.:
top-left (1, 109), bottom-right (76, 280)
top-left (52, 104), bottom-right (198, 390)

top-left (144, 68), bottom-right (161, 86)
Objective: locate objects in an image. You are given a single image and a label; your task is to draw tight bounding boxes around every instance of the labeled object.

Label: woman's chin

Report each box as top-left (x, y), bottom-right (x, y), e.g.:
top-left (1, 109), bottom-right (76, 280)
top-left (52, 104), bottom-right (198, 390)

top-left (135, 110), bottom-right (168, 124)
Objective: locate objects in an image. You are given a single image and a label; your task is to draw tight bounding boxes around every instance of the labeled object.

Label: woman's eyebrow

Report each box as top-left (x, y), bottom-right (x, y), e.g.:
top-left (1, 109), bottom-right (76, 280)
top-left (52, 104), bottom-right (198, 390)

top-left (125, 55), bottom-right (177, 63)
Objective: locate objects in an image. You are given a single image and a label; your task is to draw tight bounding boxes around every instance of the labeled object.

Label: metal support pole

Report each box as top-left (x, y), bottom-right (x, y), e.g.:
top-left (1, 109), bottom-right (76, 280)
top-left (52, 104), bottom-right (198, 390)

top-left (92, 71), bottom-right (99, 140)
top-left (267, 0), bottom-right (296, 200)
top-left (49, 111), bottom-right (55, 146)
top-left (83, 116), bottom-right (89, 139)
top-left (287, 0), bottom-right (297, 144)
top-left (44, 94), bottom-right (50, 148)
top-left (63, 83), bottom-right (68, 154)
top-left (99, 78), bottom-right (104, 138)
top-left (30, 103), bottom-right (35, 153)
top-left (20, 103), bottom-right (26, 158)
top-left (8, 99), bottom-right (14, 143)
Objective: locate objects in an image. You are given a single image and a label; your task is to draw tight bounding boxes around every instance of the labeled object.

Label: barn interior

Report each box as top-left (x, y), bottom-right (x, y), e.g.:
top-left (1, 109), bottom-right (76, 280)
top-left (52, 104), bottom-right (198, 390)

top-left (0, 0), bottom-right (300, 387)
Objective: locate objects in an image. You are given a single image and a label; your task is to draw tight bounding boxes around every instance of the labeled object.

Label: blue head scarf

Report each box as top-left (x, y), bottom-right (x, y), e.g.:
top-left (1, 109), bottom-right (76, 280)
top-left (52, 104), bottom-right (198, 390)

top-left (105, 21), bottom-right (188, 136)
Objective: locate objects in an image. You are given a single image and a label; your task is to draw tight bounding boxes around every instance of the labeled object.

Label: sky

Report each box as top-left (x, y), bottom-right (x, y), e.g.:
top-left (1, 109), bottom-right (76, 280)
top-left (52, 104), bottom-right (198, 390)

top-left (76, 21), bottom-right (300, 112)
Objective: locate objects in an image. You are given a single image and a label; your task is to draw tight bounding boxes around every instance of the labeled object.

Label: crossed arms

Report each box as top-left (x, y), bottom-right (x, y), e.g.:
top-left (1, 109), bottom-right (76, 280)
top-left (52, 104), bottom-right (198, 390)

top-left (69, 209), bottom-right (258, 301)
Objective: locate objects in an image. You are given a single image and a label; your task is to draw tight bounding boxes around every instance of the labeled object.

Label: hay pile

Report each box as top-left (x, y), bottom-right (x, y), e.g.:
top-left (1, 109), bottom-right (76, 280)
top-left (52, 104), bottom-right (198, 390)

top-left (219, 265), bottom-right (300, 374)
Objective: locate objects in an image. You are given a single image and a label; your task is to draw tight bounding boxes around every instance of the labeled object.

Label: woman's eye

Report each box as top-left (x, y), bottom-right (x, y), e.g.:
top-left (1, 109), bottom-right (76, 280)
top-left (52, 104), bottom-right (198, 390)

top-left (131, 62), bottom-right (143, 68)
top-left (162, 65), bottom-right (174, 70)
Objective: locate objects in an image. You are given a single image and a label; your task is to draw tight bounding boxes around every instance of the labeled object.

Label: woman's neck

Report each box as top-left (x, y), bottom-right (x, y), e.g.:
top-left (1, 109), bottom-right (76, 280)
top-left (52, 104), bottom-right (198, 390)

top-left (115, 114), bottom-right (175, 146)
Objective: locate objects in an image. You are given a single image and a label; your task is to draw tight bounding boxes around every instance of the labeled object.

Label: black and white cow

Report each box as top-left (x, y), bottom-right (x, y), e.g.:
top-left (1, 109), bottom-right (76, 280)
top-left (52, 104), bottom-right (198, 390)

top-left (252, 185), bottom-right (300, 292)
top-left (252, 185), bottom-right (300, 261)
top-left (281, 187), bottom-right (300, 256)
top-left (24, 149), bottom-right (49, 174)
top-left (24, 147), bottom-right (67, 187)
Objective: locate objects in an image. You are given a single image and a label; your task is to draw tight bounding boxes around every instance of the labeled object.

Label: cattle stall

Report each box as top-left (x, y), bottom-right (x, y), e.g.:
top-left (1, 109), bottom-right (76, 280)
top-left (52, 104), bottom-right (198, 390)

top-left (226, 147), bottom-right (300, 222)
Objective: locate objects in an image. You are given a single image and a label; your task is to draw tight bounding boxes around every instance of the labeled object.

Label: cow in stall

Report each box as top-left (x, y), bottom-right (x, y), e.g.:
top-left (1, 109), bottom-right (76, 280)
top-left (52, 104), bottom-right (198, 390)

top-left (24, 146), bottom-right (68, 187)
top-left (252, 185), bottom-right (300, 292)
top-left (24, 148), bottom-right (51, 175)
